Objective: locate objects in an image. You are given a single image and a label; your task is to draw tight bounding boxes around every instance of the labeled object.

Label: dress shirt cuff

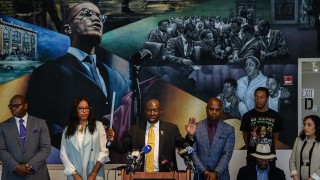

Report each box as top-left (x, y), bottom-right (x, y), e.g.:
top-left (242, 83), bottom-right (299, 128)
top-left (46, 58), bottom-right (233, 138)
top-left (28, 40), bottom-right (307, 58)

top-left (64, 166), bottom-right (77, 176)
top-left (106, 141), bottom-right (112, 147)
top-left (290, 170), bottom-right (298, 176)
top-left (311, 173), bottom-right (320, 180)
top-left (97, 148), bottom-right (110, 163)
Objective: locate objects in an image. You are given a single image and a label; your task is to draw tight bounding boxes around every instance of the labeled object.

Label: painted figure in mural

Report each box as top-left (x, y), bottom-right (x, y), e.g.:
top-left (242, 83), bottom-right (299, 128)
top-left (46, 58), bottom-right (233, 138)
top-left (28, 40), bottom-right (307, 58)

top-left (148, 19), bottom-right (172, 47)
top-left (198, 29), bottom-right (218, 64)
top-left (106, 99), bottom-right (196, 172)
top-left (229, 18), bottom-right (243, 56)
top-left (170, 18), bottom-right (184, 38)
top-left (228, 24), bottom-right (261, 64)
top-left (13, 0), bottom-right (63, 32)
top-left (0, 95), bottom-right (51, 180)
top-left (246, 5), bottom-right (255, 26)
top-left (216, 78), bottom-right (245, 119)
top-left (192, 98), bottom-right (235, 180)
top-left (305, 0), bottom-right (320, 56)
top-left (237, 143), bottom-right (286, 180)
top-left (26, 2), bottom-right (131, 149)
top-left (257, 20), bottom-right (289, 61)
top-left (289, 115), bottom-right (320, 180)
top-left (146, 19), bottom-right (172, 61)
top-left (266, 74), bottom-right (291, 112)
top-left (166, 22), bottom-right (201, 66)
top-left (236, 56), bottom-right (267, 112)
top-left (60, 97), bottom-right (110, 180)
top-left (241, 87), bottom-right (283, 166)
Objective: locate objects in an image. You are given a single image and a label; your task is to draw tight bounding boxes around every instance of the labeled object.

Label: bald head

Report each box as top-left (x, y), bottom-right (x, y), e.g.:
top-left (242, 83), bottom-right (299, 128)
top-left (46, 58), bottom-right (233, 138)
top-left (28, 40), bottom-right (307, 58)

top-left (145, 99), bottom-right (162, 124)
top-left (206, 98), bottom-right (222, 121)
top-left (10, 95), bottom-right (26, 104)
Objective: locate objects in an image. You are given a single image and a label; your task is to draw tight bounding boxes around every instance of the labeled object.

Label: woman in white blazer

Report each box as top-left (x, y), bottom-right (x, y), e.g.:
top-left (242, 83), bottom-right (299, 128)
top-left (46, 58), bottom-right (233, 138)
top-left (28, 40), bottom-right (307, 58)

top-left (289, 115), bottom-right (320, 180)
top-left (60, 97), bottom-right (110, 180)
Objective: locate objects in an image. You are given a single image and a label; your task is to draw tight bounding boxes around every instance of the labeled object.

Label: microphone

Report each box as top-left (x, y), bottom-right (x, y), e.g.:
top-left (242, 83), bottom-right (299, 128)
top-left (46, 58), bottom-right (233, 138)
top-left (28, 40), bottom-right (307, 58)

top-left (130, 49), bottom-right (152, 66)
top-left (141, 145), bottom-right (152, 155)
top-left (178, 146), bottom-right (194, 156)
top-left (161, 159), bottom-right (176, 172)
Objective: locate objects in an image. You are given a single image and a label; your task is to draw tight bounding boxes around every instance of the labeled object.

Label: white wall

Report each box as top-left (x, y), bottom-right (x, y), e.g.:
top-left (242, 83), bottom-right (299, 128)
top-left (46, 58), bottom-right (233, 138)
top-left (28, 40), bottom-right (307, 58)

top-left (0, 150), bottom-right (292, 180)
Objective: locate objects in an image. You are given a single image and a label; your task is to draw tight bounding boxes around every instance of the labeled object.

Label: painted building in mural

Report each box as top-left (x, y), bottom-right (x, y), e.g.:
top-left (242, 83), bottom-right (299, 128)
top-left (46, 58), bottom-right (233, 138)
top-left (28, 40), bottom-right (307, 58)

top-left (0, 18), bottom-right (37, 59)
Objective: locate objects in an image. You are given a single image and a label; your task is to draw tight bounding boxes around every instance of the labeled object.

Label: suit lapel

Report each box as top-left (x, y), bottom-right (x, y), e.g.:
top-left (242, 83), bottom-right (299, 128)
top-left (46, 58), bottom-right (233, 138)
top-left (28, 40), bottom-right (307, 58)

top-left (83, 130), bottom-right (92, 149)
top-left (210, 120), bottom-right (223, 150)
top-left (70, 132), bottom-right (80, 152)
top-left (24, 116), bottom-right (34, 148)
top-left (158, 122), bottom-right (165, 157)
top-left (177, 36), bottom-right (185, 57)
top-left (201, 120), bottom-right (211, 150)
top-left (8, 117), bottom-right (22, 148)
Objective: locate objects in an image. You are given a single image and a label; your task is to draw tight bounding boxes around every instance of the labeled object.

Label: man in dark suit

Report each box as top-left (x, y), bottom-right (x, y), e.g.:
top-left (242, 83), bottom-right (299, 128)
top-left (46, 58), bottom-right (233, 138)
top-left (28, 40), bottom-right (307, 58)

top-left (228, 24), bottom-right (261, 64)
top-left (0, 95), bottom-right (51, 180)
top-left (148, 19), bottom-right (172, 47)
top-left (106, 99), bottom-right (196, 172)
top-left (257, 20), bottom-right (289, 61)
top-left (237, 143), bottom-right (286, 180)
top-left (26, 2), bottom-right (131, 149)
top-left (192, 98), bottom-right (235, 180)
top-left (165, 23), bottom-right (201, 66)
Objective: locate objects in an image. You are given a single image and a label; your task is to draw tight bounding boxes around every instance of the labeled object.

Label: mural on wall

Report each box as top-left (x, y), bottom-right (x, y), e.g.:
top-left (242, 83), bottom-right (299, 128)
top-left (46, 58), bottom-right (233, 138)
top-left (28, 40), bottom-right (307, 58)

top-left (0, 0), bottom-right (319, 164)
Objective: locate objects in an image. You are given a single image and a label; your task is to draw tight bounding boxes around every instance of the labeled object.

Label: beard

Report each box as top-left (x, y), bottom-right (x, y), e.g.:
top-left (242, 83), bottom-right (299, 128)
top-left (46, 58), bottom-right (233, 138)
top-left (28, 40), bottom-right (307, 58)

top-left (79, 34), bottom-right (102, 46)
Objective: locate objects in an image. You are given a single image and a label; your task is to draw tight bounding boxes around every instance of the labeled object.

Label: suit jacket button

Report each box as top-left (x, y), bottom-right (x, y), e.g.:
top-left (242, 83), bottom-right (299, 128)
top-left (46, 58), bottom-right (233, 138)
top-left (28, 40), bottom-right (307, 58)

top-left (106, 102), bottom-right (108, 104)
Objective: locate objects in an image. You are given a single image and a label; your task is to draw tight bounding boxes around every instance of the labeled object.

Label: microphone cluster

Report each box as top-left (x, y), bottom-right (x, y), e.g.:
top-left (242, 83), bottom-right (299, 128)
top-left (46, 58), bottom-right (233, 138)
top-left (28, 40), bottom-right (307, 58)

top-left (125, 145), bottom-right (152, 174)
top-left (178, 146), bottom-right (197, 173)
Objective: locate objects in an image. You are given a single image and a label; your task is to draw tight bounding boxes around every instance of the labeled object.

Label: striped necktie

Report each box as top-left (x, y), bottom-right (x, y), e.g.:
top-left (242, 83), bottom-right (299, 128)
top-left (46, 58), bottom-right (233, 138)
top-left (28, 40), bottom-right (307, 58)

top-left (84, 55), bottom-right (103, 91)
top-left (146, 124), bottom-right (155, 172)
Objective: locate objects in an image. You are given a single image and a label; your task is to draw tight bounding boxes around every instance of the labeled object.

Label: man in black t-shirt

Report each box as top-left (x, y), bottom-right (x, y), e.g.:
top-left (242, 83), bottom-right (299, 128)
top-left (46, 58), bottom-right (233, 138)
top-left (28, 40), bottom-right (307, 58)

top-left (240, 87), bottom-right (283, 166)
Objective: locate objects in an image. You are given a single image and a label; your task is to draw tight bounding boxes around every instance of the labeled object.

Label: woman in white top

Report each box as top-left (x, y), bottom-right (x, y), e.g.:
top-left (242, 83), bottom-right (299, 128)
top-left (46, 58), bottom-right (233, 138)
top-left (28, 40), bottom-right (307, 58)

top-left (289, 115), bottom-right (320, 180)
top-left (60, 97), bottom-right (109, 180)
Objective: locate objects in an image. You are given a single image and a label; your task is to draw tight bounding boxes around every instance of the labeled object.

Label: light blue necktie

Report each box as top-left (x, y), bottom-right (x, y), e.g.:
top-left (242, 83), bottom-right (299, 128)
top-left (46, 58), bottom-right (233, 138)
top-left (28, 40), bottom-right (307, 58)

top-left (19, 119), bottom-right (26, 146)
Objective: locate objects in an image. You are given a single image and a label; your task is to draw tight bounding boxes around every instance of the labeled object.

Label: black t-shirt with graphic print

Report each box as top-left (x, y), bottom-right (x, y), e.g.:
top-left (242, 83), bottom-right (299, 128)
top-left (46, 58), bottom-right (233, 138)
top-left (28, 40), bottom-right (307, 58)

top-left (240, 108), bottom-right (283, 163)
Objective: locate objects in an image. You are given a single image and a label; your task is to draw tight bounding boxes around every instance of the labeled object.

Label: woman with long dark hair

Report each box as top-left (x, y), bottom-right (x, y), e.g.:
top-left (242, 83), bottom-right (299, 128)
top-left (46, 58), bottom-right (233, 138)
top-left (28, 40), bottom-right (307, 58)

top-left (60, 97), bottom-right (109, 180)
top-left (289, 115), bottom-right (320, 180)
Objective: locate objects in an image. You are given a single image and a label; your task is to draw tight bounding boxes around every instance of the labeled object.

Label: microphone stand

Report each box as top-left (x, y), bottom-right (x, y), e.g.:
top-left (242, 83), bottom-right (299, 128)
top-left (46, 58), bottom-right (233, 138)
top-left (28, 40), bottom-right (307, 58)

top-left (130, 49), bottom-right (152, 124)
top-left (130, 63), bottom-right (142, 125)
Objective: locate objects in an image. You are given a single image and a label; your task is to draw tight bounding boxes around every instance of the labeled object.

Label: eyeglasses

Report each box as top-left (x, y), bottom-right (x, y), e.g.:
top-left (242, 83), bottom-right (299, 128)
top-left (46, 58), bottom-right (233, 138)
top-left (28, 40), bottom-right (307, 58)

top-left (8, 104), bottom-right (22, 109)
top-left (77, 106), bottom-right (91, 111)
top-left (68, 8), bottom-right (107, 23)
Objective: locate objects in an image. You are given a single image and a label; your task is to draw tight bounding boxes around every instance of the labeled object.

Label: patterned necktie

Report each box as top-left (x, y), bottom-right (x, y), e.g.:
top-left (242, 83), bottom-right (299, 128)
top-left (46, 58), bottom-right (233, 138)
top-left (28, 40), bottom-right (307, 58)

top-left (19, 119), bottom-right (26, 146)
top-left (84, 55), bottom-right (103, 91)
top-left (146, 124), bottom-right (155, 172)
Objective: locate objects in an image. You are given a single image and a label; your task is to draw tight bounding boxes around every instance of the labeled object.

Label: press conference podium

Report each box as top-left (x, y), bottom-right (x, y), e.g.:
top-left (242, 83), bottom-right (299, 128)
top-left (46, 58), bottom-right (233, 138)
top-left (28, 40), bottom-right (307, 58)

top-left (121, 169), bottom-right (191, 180)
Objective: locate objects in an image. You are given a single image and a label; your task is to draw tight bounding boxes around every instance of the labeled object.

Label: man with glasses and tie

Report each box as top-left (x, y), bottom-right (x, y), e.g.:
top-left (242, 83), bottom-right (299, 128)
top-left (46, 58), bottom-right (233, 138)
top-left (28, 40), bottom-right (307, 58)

top-left (106, 99), bottom-right (196, 172)
top-left (0, 95), bottom-right (51, 180)
top-left (26, 2), bottom-right (131, 151)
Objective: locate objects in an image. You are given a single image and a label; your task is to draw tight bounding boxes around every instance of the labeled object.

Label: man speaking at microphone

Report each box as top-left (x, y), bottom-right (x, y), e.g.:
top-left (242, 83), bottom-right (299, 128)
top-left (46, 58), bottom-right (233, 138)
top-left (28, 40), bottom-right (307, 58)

top-left (106, 98), bottom-right (196, 172)
top-left (191, 98), bottom-right (235, 180)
